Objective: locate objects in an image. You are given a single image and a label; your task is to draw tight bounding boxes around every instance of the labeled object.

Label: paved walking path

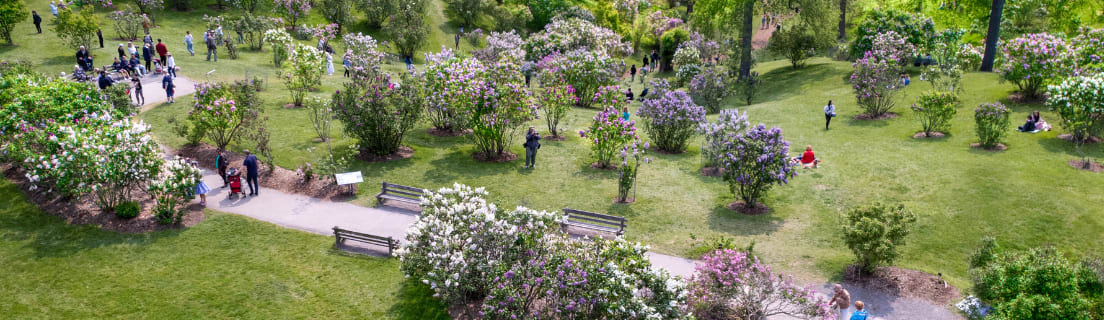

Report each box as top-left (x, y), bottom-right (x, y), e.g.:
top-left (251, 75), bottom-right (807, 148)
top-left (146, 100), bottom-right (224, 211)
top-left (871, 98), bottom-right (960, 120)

top-left (135, 74), bottom-right (197, 112)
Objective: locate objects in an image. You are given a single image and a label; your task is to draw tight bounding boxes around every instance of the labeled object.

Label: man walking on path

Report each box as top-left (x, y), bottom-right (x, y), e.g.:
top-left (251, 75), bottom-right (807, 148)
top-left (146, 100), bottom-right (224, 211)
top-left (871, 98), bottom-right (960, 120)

top-left (243, 150), bottom-right (260, 196)
top-left (32, 11), bottom-right (42, 34)
top-left (205, 31), bottom-right (218, 62)
top-left (155, 39), bottom-right (168, 63)
top-left (824, 100), bottom-right (836, 130)
top-left (523, 126), bottom-right (541, 169)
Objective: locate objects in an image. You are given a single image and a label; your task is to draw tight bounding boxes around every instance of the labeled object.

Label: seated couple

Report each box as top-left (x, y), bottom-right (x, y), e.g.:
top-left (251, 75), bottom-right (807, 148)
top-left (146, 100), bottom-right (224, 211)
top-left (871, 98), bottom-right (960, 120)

top-left (1018, 111), bottom-right (1051, 132)
top-left (791, 145), bottom-right (821, 168)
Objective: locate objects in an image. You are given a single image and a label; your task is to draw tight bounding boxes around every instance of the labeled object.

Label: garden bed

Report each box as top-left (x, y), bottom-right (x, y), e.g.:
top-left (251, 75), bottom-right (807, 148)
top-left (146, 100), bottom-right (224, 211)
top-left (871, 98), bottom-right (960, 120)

top-left (173, 144), bottom-right (352, 201)
top-left (357, 146), bottom-right (415, 162)
top-left (1068, 160), bottom-right (1104, 172)
top-left (700, 166), bottom-right (724, 177)
top-left (969, 143), bottom-right (1007, 151)
top-left (842, 265), bottom-right (961, 306)
top-left (472, 151), bottom-right (518, 163)
top-left (427, 128), bottom-right (470, 137)
top-left (1, 164), bottom-right (205, 233)
top-left (726, 201), bottom-right (771, 215)
top-left (854, 112), bottom-right (898, 120)
top-left (912, 132), bottom-right (946, 139)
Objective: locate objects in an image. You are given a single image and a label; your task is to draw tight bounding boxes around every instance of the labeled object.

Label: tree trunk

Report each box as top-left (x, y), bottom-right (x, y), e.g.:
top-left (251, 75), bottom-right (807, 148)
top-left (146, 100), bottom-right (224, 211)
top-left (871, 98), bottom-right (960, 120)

top-left (980, 0), bottom-right (1004, 72)
top-left (738, 0), bottom-right (755, 79)
top-left (838, 0), bottom-right (847, 41)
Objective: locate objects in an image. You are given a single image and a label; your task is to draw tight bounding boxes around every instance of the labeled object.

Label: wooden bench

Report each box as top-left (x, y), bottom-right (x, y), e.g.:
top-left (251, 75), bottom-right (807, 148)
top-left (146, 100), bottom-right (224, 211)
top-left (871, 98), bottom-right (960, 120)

top-left (333, 226), bottom-right (400, 257)
top-left (561, 207), bottom-right (626, 236)
top-left (375, 182), bottom-right (424, 207)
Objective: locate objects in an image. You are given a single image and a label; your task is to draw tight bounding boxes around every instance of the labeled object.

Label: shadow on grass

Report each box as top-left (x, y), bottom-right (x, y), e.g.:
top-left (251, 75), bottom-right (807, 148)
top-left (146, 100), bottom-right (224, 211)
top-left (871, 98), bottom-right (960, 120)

top-left (705, 204), bottom-right (783, 237)
top-left (756, 63), bottom-right (845, 103)
top-left (1038, 136), bottom-right (1104, 157)
top-left (387, 279), bottom-right (451, 320)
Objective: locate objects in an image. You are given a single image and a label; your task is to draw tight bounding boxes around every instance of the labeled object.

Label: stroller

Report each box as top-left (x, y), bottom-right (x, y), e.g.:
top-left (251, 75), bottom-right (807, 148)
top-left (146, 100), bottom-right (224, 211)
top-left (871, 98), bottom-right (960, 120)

top-left (226, 167), bottom-right (244, 199)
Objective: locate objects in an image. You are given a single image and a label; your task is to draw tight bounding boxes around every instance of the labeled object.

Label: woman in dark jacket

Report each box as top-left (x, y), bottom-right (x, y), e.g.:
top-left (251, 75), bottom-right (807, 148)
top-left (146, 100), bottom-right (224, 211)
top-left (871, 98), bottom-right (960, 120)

top-left (523, 126), bottom-right (541, 169)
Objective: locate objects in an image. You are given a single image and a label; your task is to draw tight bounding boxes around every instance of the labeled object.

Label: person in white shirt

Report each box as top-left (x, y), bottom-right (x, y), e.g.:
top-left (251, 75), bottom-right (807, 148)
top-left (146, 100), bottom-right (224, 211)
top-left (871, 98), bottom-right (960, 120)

top-left (326, 52), bottom-right (334, 76)
top-left (824, 100), bottom-right (836, 130)
top-left (184, 31), bottom-right (194, 56)
top-left (165, 53), bottom-right (176, 78)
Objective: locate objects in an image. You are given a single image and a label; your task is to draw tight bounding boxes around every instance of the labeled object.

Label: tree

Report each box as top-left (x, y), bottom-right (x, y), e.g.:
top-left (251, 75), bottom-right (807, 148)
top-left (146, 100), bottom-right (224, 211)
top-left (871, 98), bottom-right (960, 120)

top-left (131, 0), bottom-right (163, 26)
top-left (699, 109), bottom-right (750, 169)
top-left (841, 202), bottom-right (917, 273)
top-left (318, 0), bottom-right (353, 34)
top-left (358, 0), bottom-right (395, 28)
top-left (0, 0), bottom-right (27, 45)
top-left (280, 44), bottom-right (324, 107)
top-left (526, 0), bottom-right (568, 29)
top-left (107, 9), bottom-right (144, 41)
top-left (660, 28), bottom-right (690, 73)
top-left (687, 249), bottom-right (836, 320)
top-left (444, 0), bottom-right (491, 28)
top-left (692, 0), bottom-right (756, 79)
top-left (717, 124), bottom-right (797, 209)
top-left (54, 6), bottom-right (99, 50)
top-left (341, 33), bottom-right (385, 80)
top-left (384, 0), bottom-right (428, 61)
top-left (969, 240), bottom-right (1104, 320)
top-left (767, 26), bottom-right (826, 69)
top-left (233, 0), bottom-right (265, 12)
top-left (232, 14), bottom-right (281, 51)
top-left (273, 0), bottom-right (311, 29)
top-left (333, 73), bottom-right (425, 157)
top-left (1046, 75), bottom-right (1104, 143)
top-left (980, 0), bottom-right (1004, 71)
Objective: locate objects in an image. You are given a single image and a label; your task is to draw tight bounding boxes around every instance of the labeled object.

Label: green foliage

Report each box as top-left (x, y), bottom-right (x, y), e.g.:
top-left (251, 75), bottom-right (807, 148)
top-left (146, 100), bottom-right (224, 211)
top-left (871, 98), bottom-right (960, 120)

top-left (103, 82), bottom-right (136, 116)
top-left (333, 73), bottom-right (425, 157)
top-left (280, 44), bottom-right (324, 107)
top-left (444, 0), bottom-right (491, 27)
top-left (848, 10), bottom-right (935, 59)
top-left (1002, 0), bottom-right (1089, 36)
top-left (492, 4), bottom-right (531, 32)
top-left (536, 83), bottom-right (576, 137)
top-left (357, 0), bottom-right (395, 28)
top-left (526, 0), bottom-right (569, 29)
top-left (0, 0), bottom-right (26, 45)
top-left (54, 6), bottom-right (100, 50)
top-left (659, 27), bottom-right (689, 72)
top-left (733, 71), bottom-right (760, 105)
top-left (768, 27), bottom-right (830, 69)
top-left (318, 0), bottom-right (353, 31)
top-left (108, 8), bottom-right (144, 41)
top-left (841, 202), bottom-right (917, 273)
top-left (167, 115), bottom-right (205, 146)
top-left (385, 0), bottom-right (428, 60)
top-left (969, 241), bottom-right (1103, 320)
top-left (1046, 74), bottom-right (1104, 143)
top-left (188, 81), bottom-right (263, 150)
top-left (231, 13), bottom-right (279, 51)
top-left (114, 200), bottom-right (140, 219)
top-left (974, 102), bottom-right (1011, 149)
top-left (911, 91), bottom-right (958, 136)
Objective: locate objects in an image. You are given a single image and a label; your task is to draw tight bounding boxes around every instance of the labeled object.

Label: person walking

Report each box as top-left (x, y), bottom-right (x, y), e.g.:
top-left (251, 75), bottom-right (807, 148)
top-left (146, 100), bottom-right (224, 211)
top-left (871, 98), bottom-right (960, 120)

top-left (242, 150), bottom-right (260, 196)
top-left (523, 126), bottom-right (541, 169)
top-left (165, 53), bottom-right (176, 78)
top-left (830, 284), bottom-right (853, 320)
top-left (342, 54), bottom-right (351, 77)
top-left (131, 74), bottom-right (144, 106)
top-left (326, 51), bottom-right (334, 76)
top-left (205, 31), bottom-right (218, 62)
top-left (629, 64), bottom-right (637, 82)
top-left (650, 50), bottom-right (659, 69)
top-left (96, 29), bottom-right (103, 48)
top-left (161, 73), bottom-right (175, 103)
top-left (824, 100), bottom-right (836, 130)
top-left (155, 39), bottom-right (168, 63)
top-left (849, 301), bottom-right (868, 320)
top-left (32, 11), bottom-right (42, 34)
top-left (215, 151), bottom-right (230, 187)
top-left (184, 31), bottom-right (194, 56)
top-left (142, 43), bottom-right (153, 70)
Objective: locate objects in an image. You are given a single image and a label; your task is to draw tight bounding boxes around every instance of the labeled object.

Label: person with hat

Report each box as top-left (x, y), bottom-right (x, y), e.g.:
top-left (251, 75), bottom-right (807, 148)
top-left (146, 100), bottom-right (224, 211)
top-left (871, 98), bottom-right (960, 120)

top-left (523, 126), bottom-right (541, 169)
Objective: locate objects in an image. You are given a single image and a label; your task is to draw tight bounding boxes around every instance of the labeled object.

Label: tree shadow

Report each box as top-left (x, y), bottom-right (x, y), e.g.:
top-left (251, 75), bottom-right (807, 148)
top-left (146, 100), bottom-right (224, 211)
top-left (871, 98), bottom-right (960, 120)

top-left (755, 62), bottom-right (847, 103)
top-left (705, 203), bottom-right (783, 237)
top-left (387, 279), bottom-right (451, 320)
top-left (1038, 136), bottom-right (1104, 158)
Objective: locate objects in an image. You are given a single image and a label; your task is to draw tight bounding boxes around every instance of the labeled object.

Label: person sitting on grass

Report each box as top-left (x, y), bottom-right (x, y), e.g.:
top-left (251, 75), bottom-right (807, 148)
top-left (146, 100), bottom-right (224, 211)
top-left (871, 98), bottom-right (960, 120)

top-left (1032, 111), bottom-right (1051, 131)
top-left (792, 145), bottom-right (820, 168)
top-left (1017, 113), bottom-right (1037, 132)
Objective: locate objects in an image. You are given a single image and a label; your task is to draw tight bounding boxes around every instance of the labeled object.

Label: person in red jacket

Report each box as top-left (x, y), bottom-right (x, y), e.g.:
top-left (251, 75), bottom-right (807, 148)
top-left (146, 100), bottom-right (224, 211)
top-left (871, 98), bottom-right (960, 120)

top-left (155, 39), bottom-right (168, 63)
top-left (799, 145), bottom-right (820, 168)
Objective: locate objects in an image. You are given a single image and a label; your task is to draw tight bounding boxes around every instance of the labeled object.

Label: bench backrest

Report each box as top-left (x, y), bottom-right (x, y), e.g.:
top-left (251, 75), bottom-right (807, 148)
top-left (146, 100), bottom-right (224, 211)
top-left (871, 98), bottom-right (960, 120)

top-left (563, 207), bottom-right (626, 229)
top-left (381, 182), bottom-right (424, 198)
top-left (333, 227), bottom-right (397, 246)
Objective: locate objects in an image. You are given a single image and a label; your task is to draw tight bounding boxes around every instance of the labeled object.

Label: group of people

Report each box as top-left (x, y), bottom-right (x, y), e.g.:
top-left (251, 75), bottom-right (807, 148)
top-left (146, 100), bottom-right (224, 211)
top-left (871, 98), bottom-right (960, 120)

top-left (830, 284), bottom-right (874, 320)
top-left (1017, 110), bottom-right (1051, 132)
top-left (179, 149), bottom-right (263, 207)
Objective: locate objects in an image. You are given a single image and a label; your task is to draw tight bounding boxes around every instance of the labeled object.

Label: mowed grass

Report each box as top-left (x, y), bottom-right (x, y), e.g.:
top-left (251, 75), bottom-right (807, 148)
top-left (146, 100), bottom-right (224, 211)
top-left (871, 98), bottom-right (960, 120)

top-left (0, 179), bottom-right (448, 319)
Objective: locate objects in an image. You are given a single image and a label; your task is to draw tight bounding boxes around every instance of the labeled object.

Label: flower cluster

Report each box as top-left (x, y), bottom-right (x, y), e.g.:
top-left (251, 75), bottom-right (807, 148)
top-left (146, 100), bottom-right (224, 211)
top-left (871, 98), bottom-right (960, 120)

top-left (1045, 74), bottom-right (1104, 142)
top-left (849, 10), bottom-right (935, 59)
top-left (698, 110), bottom-right (750, 169)
top-left (1071, 28), bottom-right (1104, 73)
top-left (998, 33), bottom-right (1073, 98)
top-left (188, 82), bottom-right (260, 150)
top-left (680, 32), bottom-right (722, 64)
top-left (333, 72), bottom-right (425, 157)
top-left (312, 23), bottom-right (339, 43)
top-left (341, 33), bottom-right (385, 81)
top-left (689, 67), bottom-right (728, 113)
top-left (850, 31), bottom-right (912, 117)
top-left (273, 0), bottom-right (311, 27)
top-left (718, 124), bottom-right (797, 208)
top-left (539, 50), bottom-right (620, 108)
top-left (262, 28), bottom-right (293, 67)
top-left (147, 157), bottom-right (201, 224)
top-left (423, 48), bottom-right (477, 132)
top-left (472, 30), bottom-right (525, 63)
top-left (523, 17), bottom-right (633, 61)
top-left (638, 90), bottom-right (706, 153)
top-left (280, 44), bottom-right (325, 106)
top-left (974, 102), bottom-right (1011, 149)
top-left (686, 249), bottom-right (835, 319)
top-left (580, 108), bottom-right (637, 168)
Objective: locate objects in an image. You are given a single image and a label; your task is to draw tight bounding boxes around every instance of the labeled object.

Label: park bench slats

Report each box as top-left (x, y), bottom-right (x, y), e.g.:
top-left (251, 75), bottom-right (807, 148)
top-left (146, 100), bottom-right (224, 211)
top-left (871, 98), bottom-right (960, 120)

top-left (376, 182), bottom-right (424, 207)
top-left (333, 226), bottom-right (399, 257)
top-left (562, 207), bottom-right (626, 236)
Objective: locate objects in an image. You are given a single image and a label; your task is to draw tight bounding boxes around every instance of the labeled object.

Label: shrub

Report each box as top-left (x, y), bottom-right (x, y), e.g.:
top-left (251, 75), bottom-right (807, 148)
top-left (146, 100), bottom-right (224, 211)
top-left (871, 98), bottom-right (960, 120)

top-left (848, 10), bottom-right (935, 59)
top-left (54, 6), bottom-right (99, 49)
top-left (617, 140), bottom-right (649, 202)
top-left (0, 0), bottom-right (26, 45)
top-left (108, 9), bottom-right (144, 41)
top-left (274, 0), bottom-right (311, 28)
top-left (911, 91), bottom-right (958, 136)
top-left (231, 13), bottom-right (281, 51)
top-left (523, 17), bottom-right (632, 61)
top-left (188, 82), bottom-right (262, 151)
top-left (672, 46), bottom-right (701, 72)
top-left (768, 26), bottom-right (827, 69)
top-left (333, 72), bottom-right (424, 157)
top-left (998, 33), bottom-right (1073, 99)
top-left (638, 90), bottom-right (706, 153)
top-left (168, 115), bottom-right (205, 145)
top-left (689, 67), bottom-right (728, 113)
top-left (280, 44), bottom-right (325, 107)
top-left (103, 82), bottom-right (135, 116)
top-left (841, 202), bottom-right (917, 273)
top-left (423, 49), bottom-right (477, 132)
top-left (443, 0), bottom-right (490, 27)
top-left (304, 97), bottom-right (332, 143)
top-left (851, 31), bottom-right (913, 118)
top-left (734, 71), bottom-right (761, 106)
top-left (1071, 28), bottom-right (1104, 73)
top-left (538, 50), bottom-right (620, 108)
top-left (969, 241), bottom-right (1103, 320)
top-left (580, 108), bottom-right (638, 168)
top-left (464, 61), bottom-right (538, 158)
top-left (687, 249), bottom-right (835, 319)
top-left (114, 201), bottom-right (140, 219)
top-left (698, 110), bottom-right (750, 168)
top-left (472, 30), bottom-right (525, 63)
top-left (385, 0), bottom-right (429, 61)
top-left (491, 4), bottom-right (530, 33)
top-left (262, 28), bottom-right (292, 68)
top-left (675, 64), bottom-right (702, 88)
top-left (591, 85), bottom-right (627, 112)
top-left (536, 83), bottom-right (576, 137)
top-left (974, 102), bottom-right (1011, 149)
top-left (717, 124), bottom-right (797, 208)
top-left (659, 27), bottom-right (690, 72)
top-left (1046, 74), bottom-right (1104, 143)
top-left (341, 33), bottom-right (385, 81)
top-left (148, 157), bottom-right (200, 225)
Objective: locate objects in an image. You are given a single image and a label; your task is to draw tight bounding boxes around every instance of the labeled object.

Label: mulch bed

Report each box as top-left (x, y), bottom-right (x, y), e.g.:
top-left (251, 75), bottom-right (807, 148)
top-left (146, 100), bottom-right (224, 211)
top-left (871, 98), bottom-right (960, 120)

top-left (1008, 92), bottom-right (1047, 104)
top-left (650, 146), bottom-right (687, 155)
top-left (726, 201), bottom-right (771, 215)
top-left (357, 146), bottom-right (415, 162)
top-left (853, 112), bottom-right (898, 120)
top-left (614, 197), bottom-right (635, 204)
top-left (590, 162), bottom-right (618, 170)
top-left (1, 163), bottom-right (205, 233)
top-left (427, 128), bottom-right (470, 137)
top-left (472, 151), bottom-right (518, 163)
top-left (969, 142), bottom-right (1007, 151)
top-left (174, 144), bottom-right (352, 201)
top-left (912, 132), bottom-right (946, 139)
top-left (701, 167), bottom-right (724, 177)
top-left (1068, 160), bottom-right (1104, 172)
top-left (544, 135), bottom-right (567, 141)
top-left (1057, 134), bottom-right (1102, 144)
top-left (842, 265), bottom-right (962, 306)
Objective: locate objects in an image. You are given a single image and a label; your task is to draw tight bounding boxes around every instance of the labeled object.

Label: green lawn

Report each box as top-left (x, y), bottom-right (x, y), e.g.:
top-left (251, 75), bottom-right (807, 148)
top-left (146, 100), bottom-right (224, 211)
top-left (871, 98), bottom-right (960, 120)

top-left (0, 178), bottom-right (448, 319)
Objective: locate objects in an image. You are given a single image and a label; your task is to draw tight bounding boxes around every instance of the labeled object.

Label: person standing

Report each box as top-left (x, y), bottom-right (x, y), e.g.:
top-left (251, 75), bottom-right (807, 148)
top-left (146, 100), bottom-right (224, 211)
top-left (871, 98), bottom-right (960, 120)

top-left (849, 301), bottom-right (868, 320)
top-left (143, 32), bottom-right (153, 48)
top-left (155, 39), bottom-right (168, 63)
top-left (161, 73), bottom-right (175, 103)
top-left (117, 43), bottom-right (127, 59)
top-left (184, 31), bottom-right (194, 56)
top-left (454, 33), bottom-right (460, 49)
top-left (242, 150), bottom-right (260, 196)
top-left (32, 11), bottom-right (42, 34)
top-left (142, 43), bottom-right (153, 70)
top-left (629, 64), bottom-right (637, 82)
top-left (650, 50), bottom-right (659, 69)
top-left (131, 74), bottom-right (144, 105)
top-left (523, 126), bottom-right (541, 169)
top-left (342, 54), bottom-right (351, 77)
top-left (215, 151), bottom-right (230, 187)
top-left (642, 56), bottom-right (649, 73)
top-left (205, 32), bottom-right (218, 62)
top-left (183, 158), bottom-right (210, 206)
top-left (165, 53), bottom-right (176, 78)
top-left (830, 284), bottom-right (853, 320)
top-left (824, 100), bottom-right (836, 130)
top-left (622, 106), bottom-right (631, 121)
top-left (215, 25), bottom-right (223, 45)
top-left (96, 29), bottom-right (104, 48)
top-left (49, 1), bottom-right (57, 17)
top-left (326, 51), bottom-right (334, 76)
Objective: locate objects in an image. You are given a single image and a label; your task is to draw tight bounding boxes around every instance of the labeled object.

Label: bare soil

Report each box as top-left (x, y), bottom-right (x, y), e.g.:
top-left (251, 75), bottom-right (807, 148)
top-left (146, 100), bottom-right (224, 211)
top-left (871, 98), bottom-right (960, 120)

top-left (854, 112), bottom-right (899, 120)
top-left (357, 146), bottom-right (415, 163)
top-left (701, 167), bottom-right (724, 177)
top-left (2, 164), bottom-right (205, 233)
top-left (969, 142), bottom-right (1007, 151)
top-left (1057, 134), bottom-right (1102, 144)
top-left (282, 103), bottom-right (301, 109)
top-left (843, 265), bottom-right (962, 306)
top-left (472, 151), bottom-right (518, 163)
top-left (447, 299), bottom-right (485, 320)
top-left (1008, 92), bottom-right (1047, 104)
top-left (544, 135), bottom-right (567, 141)
top-left (427, 128), bottom-right (469, 137)
top-left (1068, 160), bottom-right (1104, 172)
top-left (590, 162), bottom-right (618, 171)
top-left (726, 201), bottom-right (771, 215)
top-left (912, 132), bottom-right (946, 139)
top-left (650, 146), bottom-right (687, 155)
top-left (614, 197), bottom-right (636, 204)
top-left (174, 144), bottom-right (352, 201)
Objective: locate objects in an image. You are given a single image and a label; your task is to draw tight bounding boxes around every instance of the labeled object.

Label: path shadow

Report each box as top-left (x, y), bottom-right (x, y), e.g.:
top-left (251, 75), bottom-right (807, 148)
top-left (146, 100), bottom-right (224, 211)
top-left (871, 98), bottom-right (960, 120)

top-left (373, 202), bottom-right (423, 216)
top-left (387, 279), bottom-right (451, 320)
top-left (332, 241), bottom-right (393, 258)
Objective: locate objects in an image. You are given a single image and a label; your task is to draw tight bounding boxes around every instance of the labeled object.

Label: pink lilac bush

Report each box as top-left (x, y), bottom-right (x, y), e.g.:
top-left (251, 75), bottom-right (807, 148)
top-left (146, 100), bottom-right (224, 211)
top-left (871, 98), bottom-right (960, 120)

top-left (580, 108), bottom-right (637, 168)
top-left (998, 33), bottom-right (1073, 99)
top-left (687, 249), bottom-right (836, 320)
top-left (850, 31), bottom-right (913, 117)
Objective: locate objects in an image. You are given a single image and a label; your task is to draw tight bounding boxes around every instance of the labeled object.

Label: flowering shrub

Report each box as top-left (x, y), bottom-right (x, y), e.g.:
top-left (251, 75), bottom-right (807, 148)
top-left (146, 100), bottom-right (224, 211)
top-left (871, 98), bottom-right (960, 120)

top-left (956, 44), bottom-right (983, 71)
top-left (231, 13), bottom-right (281, 50)
top-left (687, 249), bottom-right (835, 320)
top-left (188, 82), bottom-right (261, 151)
top-left (849, 10), bottom-right (935, 59)
top-left (1071, 28), bottom-right (1104, 73)
top-left (911, 91), bottom-right (958, 136)
top-left (311, 23), bottom-right (338, 43)
top-left (617, 140), bottom-right (649, 202)
top-left (472, 30), bottom-right (525, 63)
top-left (148, 157), bottom-right (201, 224)
top-left (1046, 75), bottom-right (1104, 142)
top-left (681, 32), bottom-right (722, 64)
top-left (698, 110), bottom-right (750, 169)
top-left (842, 202), bottom-right (917, 273)
top-left (384, 0), bottom-right (429, 61)
top-left (851, 31), bottom-right (913, 118)
top-left (273, 0), bottom-right (311, 28)
top-left (998, 33), bottom-right (1073, 99)
top-left (689, 67), bottom-right (728, 113)
top-left (423, 48), bottom-right (477, 132)
top-left (974, 102), bottom-right (1011, 149)
top-left (717, 124), bottom-right (797, 208)
top-left (202, 14), bottom-right (225, 31)
top-left (591, 85), bottom-right (627, 111)
top-left (398, 183), bottom-right (561, 305)
top-left (539, 50), bottom-right (620, 108)
top-left (341, 33), bottom-right (385, 80)
top-left (673, 46), bottom-right (701, 71)
top-left (333, 73), bottom-right (424, 157)
top-left (580, 108), bottom-right (637, 168)
top-left (523, 17), bottom-right (632, 61)
top-left (262, 28), bottom-right (292, 67)
top-left (463, 28), bottom-right (484, 48)
top-left (108, 9), bottom-right (145, 40)
top-left (676, 64), bottom-right (703, 88)
top-left (280, 44), bottom-right (325, 107)
top-left (466, 61), bottom-right (538, 157)
top-left (639, 90), bottom-right (705, 153)
top-left (536, 84), bottom-right (576, 137)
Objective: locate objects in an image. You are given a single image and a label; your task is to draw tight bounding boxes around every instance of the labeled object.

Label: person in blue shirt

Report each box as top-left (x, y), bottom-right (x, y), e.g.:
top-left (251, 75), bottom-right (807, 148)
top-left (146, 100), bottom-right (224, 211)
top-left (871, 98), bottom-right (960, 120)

top-left (242, 150), bottom-right (261, 196)
top-left (850, 301), bottom-right (868, 320)
top-left (161, 74), bottom-right (175, 103)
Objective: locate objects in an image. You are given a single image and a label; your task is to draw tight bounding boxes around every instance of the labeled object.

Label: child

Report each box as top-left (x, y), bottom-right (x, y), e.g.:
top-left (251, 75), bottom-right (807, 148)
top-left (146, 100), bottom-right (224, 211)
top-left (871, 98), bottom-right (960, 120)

top-left (850, 301), bottom-right (868, 320)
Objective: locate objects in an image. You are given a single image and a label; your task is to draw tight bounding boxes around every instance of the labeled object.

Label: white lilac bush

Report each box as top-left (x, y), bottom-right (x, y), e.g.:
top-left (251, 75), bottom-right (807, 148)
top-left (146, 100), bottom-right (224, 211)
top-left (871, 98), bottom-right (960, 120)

top-left (523, 17), bottom-right (632, 61)
top-left (340, 33), bottom-right (385, 80)
top-left (148, 157), bottom-right (201, 224)
top-left (687, 249), bottom-right (835, 319)
top-left (262, 28), bottom-right (293, 67)
top-left (280, 44), bottom-right (326, 107)
top-left (472, 30), bottom-right (525, 63)
top-left (1046, 74), bottom-right (1104, 142)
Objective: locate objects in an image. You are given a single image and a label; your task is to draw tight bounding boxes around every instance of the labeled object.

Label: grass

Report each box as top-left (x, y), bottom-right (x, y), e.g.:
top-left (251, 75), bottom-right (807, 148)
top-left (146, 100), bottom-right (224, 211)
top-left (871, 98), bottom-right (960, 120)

top-left (0, 178), bottom-right (449, 319)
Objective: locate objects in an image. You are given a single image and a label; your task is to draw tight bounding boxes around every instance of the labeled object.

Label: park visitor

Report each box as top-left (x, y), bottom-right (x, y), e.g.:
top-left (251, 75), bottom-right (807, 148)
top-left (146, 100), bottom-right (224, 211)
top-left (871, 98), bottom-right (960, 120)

top-left (127, 41), bottom-right (138, 57)
top-left (523, 126), bottom-right (541, 169)
top-left (343, 54), bottom-right (351, 77)
top-left (166, 53), bottom-right (177, 78)
top-left (630, 64), bottom-right (637, 82)
top-left (117, 44), bottom-right (126, 59)
top-left (185, 158), bottom-right (210, 207)
top-left (142, 43), bottom-right (153, 70)
top-left (143, 32), bottom-right (153, 47)
top-left (184, 31), bottom-right (194, 56)
top-left (326, 52), bottom-right (335, 76)
top-left (830, 284), bottom-right (852, 320)
top-left (129, 55), bottom-right (145, 76)
top-left (901, 73), bottom-right (910, 86)
top-left (642, 56), bottom-right (649, 73)
top-left (162, 73), bottom-right (175, 103)
top-left (1017, 114), bottom-right (1037, 132)
top-left (156, 39), bottom-right (168, 63)
top-left (243, 150), bottom-right (261, 196)
top-left (824, 100), bottom-right (836, 130)
top-left (32, 11), bottom-right (42, 34)
top-left (96, 29), bottom-right (103, 48)
top-left (131, 74), bottom-right (144, 106)
top-left (49, 1), bottom-right (57, 17)
top-left (97, 70), bottom-right (114, 90)
top-left (850, 301), bottom-right (868, 320)
top-left (622, 106), bottom-right (631, 121)
top-left (216, 151), bottom-right (230, 187)
top-left (625, 88), bottom-right (634, 102)
top-left (216, 25), bottom-right (224, 45)
top-left (206, 31), bottom-right (218, 62)
top-left (75, 46), bottom-right (92, 71)
top-left (1032, 111), bottom-right (1051, 131)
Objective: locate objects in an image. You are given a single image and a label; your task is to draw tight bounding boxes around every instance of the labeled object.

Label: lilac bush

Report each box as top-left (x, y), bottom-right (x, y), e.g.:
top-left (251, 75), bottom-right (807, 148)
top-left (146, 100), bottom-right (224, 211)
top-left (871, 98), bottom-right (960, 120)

top-left (188, 82), bottom-right (261, 151)
top-left (687, 249), bottom-right (836, 320)
top-left (341, 33), bottom-right (385, 81)
top-left (1046, 75), bottom-right (1104, 142)
top-left (108, 9), bottom-right (144, 40)
top-left (523, 17), bottom-right (632, 61)
top-left (910, 91), bottom-right (958, 136)
top-left (466, 60), bottom-right (538, 157)
top-left (698, 110), bottom-right (750, 169)
top-left (689, 67), bottom-right (728, 113)
top-left (312, 23), bottom-right (338, 43)
top-left (591, 85), bottom-right (627, 111)
top-left (974, 102), bottom-right (1011, 149)
top-left (539, 50), bottom-right (620, 108)
top-left (638, 90), bottom-right (706, 153)
top-left (717, 124), bottom-right (797, 208)
top-left (998, 33), bottom-right (1073, 99)
top-left (536, 84), bottom-right (576, 137)
top-left (580, 108), bottom-right (637, 168)
top-left (333, 72), bottom-right (425, 157)
top-left (273, 0), bottom-right (311, 29)
top-left (472, 30), bottom-right (524, 63)
top-left (423, 48), bottom-right (477, 132)
top-left (850, 31), bottom-right (913, 118)
top-left (616, 139), bottom-right (650, 202)
top-left (1071, 28), bottom-right (1103, 73)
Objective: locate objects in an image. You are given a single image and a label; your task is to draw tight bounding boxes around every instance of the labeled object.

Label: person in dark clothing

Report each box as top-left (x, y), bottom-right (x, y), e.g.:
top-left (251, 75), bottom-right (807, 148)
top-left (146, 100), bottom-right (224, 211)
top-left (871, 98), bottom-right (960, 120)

top-left (642, 57), bottom-right (649, 72)
top-left (824, 100), bottom-right (836, 130)
top-left (76, 46), bottom-right (93, 71)
top-left (205, 32), bottom-right (218, 62)
top-left (1018, 113), bottom-right (1038, 132)
top-left (117, 44), bottom-right (126, 59)
top-left (523, 126), bottom-right (541, 169)
top-left (650, 50), bottom-right (658, 69)
top-left (454, 33), bottom-right (460, 49)
top-left (242, 150), bottom-right (260, 196)
top-left (142, 43), bottom-right (153, 70)
top-left (161, 73), bottom-right (176, 103)
top-left (131, 74), bottom-right (144, 105)
top-left (32, 11), bottom-right (42, 33)
top-left (625, 88), bottom-right (634, 101)
top-left (215, 151), bottom-right (230, 187)
top-left (97, 71), bottom-right (114, 90)
top-left (630, 64), bottom-right (637, 82)
top-left (97, 29), bottom-right (103, 48)
top-left (640, 87), bottom-right (649, 98)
